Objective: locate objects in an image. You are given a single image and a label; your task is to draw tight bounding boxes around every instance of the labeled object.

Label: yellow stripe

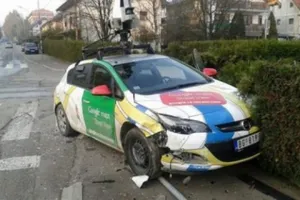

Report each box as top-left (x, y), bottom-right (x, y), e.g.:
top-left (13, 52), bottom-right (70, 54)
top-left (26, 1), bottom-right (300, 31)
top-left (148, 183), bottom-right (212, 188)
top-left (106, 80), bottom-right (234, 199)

top-left (62, 86), bottom-right (76, 109)
top-left (118, 99), bottom-right (163, 135)
top-left (187, 148), bottom-right (260, 166)
top-left (206, 86), bottom-right (251, 118)
top-left (161, 154), bottom-right (183, 164)
top-left (250, 126), bottom-right (260, 134)
top-left (115, 105), bottom-right (127, 124)
top-left (54, 95), bottom-right (60, 105)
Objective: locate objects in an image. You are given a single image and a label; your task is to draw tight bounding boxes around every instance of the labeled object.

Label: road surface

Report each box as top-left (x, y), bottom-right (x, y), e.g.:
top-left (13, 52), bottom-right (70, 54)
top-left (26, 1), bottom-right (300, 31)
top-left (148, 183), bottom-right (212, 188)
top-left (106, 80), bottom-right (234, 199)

top-left (0, 43), bottom-right (299, 200)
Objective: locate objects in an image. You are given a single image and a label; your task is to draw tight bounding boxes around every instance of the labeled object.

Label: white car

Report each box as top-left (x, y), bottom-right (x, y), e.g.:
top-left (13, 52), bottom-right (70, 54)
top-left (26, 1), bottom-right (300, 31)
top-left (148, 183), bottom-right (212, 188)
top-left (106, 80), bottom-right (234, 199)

top-left (5, 42), bottom-right (13, 49)
top-left (54, 51), bottom-right (261, 179)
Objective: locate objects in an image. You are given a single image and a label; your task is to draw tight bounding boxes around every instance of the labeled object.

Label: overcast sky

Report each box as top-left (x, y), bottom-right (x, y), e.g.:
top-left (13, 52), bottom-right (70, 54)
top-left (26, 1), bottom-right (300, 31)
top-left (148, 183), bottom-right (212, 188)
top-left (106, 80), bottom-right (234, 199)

top-left (0, 0), bottom-right (65, 25)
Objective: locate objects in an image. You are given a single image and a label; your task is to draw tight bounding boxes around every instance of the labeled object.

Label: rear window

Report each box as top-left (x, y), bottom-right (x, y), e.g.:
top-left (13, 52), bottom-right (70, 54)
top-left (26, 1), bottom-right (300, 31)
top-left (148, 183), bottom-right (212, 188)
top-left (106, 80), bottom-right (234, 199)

top-left (26, 43), bottom-right (37, 47)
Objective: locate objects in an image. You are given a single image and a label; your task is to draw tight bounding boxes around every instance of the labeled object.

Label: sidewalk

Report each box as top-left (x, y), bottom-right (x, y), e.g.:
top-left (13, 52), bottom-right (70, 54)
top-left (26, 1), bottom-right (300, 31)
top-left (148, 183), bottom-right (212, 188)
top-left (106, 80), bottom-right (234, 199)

top-left (24, 53), bottom-right (71, 72)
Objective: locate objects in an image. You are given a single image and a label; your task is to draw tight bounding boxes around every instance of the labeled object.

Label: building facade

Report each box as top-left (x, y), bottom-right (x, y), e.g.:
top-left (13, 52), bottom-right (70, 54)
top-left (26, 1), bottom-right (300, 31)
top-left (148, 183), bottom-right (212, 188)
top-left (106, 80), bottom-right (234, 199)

top-left (28, 9), bottom-right (54, 25)
top-left (272, 0), bottom-right (300, 38)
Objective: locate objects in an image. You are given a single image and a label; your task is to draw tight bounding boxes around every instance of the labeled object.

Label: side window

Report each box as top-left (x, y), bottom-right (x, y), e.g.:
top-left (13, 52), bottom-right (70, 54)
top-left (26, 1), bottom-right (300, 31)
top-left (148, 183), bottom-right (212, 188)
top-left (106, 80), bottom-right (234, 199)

top-left (90, 66), bottom-right (112, 88)
top-left (91, 65), bottom-right (123, 99)
top-left (71, 64), bottom-right (92, 89)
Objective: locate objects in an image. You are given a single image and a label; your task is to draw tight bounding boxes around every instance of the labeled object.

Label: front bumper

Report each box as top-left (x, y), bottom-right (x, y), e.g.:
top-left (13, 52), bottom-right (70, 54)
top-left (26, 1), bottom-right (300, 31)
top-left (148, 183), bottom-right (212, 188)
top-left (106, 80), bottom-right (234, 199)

top-left (161, 135), bottom-right (261, 173)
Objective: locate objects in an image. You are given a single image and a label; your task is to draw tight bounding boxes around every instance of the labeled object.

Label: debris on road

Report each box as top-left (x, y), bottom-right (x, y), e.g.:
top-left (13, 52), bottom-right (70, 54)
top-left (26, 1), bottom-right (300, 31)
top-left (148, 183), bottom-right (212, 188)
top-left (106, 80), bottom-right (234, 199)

top-left (131, 175), bottom-right (149, 188)
top-left (61, 182), bottom-right (82, 200)
top-left (182, 176), bottom-right (191, 186)
top-left (92, 179), bottom-right (115, 184)
top-left (158, 177), bottom-right (187, 200)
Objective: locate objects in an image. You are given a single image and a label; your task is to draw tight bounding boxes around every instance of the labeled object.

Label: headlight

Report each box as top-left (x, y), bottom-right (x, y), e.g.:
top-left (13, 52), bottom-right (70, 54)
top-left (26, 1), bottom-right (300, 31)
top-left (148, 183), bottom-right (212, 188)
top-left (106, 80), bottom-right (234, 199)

top-left (158, 114), bottom-right (211, 134)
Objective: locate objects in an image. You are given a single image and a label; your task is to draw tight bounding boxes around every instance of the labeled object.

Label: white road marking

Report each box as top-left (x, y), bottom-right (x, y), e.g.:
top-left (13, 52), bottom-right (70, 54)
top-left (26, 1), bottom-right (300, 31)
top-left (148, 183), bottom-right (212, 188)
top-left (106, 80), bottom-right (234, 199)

top-left (20, 63), bottom-right (28, 68)
top-left (5, 63), bottom-right (14, 69)
top-left (0, 156), bottom-right (40, 171)
top-left (2, 101), bottom-right (38, 141)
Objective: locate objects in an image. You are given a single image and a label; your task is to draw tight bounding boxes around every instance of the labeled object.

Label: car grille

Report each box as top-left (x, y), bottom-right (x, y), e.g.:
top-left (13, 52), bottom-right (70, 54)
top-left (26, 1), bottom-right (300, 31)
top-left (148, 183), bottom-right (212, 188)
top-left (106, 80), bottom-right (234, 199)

top-left (216, 118), bottom-right (254, 132)
top-left (205, 139), bottom-right (260, 162)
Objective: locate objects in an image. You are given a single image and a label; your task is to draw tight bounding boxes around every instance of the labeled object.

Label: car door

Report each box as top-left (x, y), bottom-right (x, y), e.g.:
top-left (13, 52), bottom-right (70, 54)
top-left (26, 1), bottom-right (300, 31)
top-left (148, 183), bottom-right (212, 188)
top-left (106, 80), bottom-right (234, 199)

top-left (82, 64), bottom-right (120, 147)
top-left (64, 64), bottom-right (92, 134)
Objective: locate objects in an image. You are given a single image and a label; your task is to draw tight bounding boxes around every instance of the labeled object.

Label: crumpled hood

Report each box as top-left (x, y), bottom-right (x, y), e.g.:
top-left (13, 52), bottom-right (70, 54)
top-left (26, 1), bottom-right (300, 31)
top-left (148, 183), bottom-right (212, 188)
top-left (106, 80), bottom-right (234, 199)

top-left (134, 79), bottom-right (242, 119)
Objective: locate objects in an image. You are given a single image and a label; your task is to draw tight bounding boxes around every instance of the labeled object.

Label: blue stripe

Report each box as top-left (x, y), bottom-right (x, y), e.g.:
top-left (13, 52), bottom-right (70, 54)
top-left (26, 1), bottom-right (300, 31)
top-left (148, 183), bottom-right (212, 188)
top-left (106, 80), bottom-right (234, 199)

top-left (194, 105), bottom-right (235, 144)
top-left (136, 104), bottom-right (148, 113)
top-left (128, 117), bottom-right (136, 125)
top-left (187, 165), bottom-right (210, 172)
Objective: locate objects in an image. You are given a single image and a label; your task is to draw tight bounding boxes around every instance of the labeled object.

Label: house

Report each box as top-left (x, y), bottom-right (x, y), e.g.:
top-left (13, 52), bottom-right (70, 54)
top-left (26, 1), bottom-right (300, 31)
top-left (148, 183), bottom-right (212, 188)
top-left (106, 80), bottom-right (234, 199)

top-left (229, 0), bottom-right (269, 37)
top-left (56, 0), bottom-right (78, 33)
top-left (271, 0), bottom-right (300, 38)
top-left (28, 9), bottom-right (54, 25)
top-left (41, 13), bottom-right (63, 33)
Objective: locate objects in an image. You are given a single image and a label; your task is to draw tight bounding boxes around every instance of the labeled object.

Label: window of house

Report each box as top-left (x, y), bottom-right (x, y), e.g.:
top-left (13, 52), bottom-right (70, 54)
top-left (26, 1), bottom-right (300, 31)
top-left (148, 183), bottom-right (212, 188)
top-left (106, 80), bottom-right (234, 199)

top-left (246, 15), bottom-right (252, 25)
top-left (259, 15), bottom-right (263, 25)
top-left (290, 2), bottom-right (293, 7)
top-left (289, 18), bottom-right (294, 24)
top-left (69, 17), bottom-right (73, 26)
top-left (140, 11), bottom-right (147, 21)
top-left (161, 17), bottom-right (166, 25)
top-left (277, 19), bottom-right (281, 25)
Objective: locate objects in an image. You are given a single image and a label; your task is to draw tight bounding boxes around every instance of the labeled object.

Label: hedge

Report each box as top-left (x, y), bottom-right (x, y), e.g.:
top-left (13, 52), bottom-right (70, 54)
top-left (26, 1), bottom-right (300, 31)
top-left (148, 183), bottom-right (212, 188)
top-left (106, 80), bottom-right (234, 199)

top-left (164, 40), bottom-right (300, 69)
top-left (43, 39), bottom-right (117, 62)
top-left (235, 61), bottom-right (300, 186)
top-left (43, 39), bottom-right (85, 62)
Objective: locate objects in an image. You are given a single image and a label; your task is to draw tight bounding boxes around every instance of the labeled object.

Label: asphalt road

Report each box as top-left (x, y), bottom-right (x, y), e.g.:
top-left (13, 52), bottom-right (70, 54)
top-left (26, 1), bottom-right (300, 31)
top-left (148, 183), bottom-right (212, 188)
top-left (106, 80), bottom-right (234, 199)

top-left (0, 43), bottom-right (299, 200)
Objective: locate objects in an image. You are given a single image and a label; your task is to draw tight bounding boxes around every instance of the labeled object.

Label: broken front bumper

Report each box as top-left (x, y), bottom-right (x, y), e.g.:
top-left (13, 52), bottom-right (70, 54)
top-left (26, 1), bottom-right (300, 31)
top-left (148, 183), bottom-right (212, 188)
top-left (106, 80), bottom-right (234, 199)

top-left (160, 138), bottom-right (261, 173)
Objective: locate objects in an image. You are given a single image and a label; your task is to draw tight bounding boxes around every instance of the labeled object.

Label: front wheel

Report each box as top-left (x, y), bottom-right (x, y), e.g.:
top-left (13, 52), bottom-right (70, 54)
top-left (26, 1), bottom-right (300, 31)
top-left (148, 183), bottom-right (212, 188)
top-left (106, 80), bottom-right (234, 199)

top-left (124, 128), bottom-right (162, 179)
top-left (55, 104), bottom-right (78, 137)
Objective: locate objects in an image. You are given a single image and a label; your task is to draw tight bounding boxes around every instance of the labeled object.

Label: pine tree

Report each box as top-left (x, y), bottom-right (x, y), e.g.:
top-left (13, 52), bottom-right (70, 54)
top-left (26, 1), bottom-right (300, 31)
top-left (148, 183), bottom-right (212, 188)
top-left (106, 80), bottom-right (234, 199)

top-left (229, 11), bottom-right (246, 39)
top-left (268, 11), bottom-right (278, 39)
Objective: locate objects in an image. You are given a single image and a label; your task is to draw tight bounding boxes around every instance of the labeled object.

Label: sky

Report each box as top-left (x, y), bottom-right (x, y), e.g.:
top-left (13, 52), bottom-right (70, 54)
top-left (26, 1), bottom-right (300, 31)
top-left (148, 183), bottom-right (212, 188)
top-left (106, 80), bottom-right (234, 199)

top-left (0, 0), bottom-right (65, 25)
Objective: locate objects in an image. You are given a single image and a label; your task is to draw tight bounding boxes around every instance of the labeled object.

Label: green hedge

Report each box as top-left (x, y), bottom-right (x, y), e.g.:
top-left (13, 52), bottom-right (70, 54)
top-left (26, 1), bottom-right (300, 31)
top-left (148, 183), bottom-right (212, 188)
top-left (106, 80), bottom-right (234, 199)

top-left (236, 62), bottom-right (300, 186)
top-left (164, 40), bottom-right (300, 69)
top-left (43, 39), bottom-right (85, 62)
top-left (43, 39), bottom-right (119, 62)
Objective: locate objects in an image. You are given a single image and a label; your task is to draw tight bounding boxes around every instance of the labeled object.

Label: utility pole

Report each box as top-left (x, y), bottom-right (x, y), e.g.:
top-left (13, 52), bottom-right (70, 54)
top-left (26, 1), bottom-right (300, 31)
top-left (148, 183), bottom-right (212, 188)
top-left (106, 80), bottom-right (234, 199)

top-left (75, 0), bottom-right (78, 40)
top-left (38, 0), bottom-right (43, 53)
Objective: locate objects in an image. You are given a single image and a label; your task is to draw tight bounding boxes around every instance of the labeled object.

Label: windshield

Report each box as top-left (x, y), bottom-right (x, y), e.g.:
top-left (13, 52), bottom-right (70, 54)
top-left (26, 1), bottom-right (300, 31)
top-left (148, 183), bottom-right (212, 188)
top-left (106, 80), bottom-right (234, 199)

top-left (114, 58), bottom-right (212, 95)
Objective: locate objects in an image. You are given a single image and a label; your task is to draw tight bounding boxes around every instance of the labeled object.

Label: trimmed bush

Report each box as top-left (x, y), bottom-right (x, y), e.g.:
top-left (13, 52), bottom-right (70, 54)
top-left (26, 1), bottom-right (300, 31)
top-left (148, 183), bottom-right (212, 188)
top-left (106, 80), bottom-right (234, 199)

top-left (164, 40), bottom-right (300, 69)
top-left (43, 39), bottom-right (85, 62)
top-left (240, 63), bottom-right (300, 186)
top-left (43, 39), bottom-right (118, 62)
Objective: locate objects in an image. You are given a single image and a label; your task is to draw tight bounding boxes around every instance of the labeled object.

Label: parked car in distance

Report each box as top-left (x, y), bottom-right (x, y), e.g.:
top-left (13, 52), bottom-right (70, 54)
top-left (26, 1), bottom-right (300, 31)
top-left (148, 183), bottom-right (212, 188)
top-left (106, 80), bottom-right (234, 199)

top-left (24, 42), bottom-right (39, 54)
top-left (5, 42), bottom-right (13, 49)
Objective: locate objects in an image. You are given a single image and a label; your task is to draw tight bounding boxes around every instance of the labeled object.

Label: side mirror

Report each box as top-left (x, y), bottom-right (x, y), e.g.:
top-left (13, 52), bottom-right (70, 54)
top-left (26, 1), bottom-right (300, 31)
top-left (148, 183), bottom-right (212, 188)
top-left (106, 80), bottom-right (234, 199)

top-left (92, 85), bottom-right (112, 96)
top-left (203, 68), bottom-right (217, 77)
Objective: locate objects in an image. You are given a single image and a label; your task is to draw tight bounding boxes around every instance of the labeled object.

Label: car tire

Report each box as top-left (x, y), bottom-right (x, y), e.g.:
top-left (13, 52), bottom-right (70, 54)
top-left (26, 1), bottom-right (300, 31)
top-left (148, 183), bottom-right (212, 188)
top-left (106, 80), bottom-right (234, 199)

top-left (55, 104), bottom-right (78, 137)
top-left (124, 128), bottom-right (162, 179)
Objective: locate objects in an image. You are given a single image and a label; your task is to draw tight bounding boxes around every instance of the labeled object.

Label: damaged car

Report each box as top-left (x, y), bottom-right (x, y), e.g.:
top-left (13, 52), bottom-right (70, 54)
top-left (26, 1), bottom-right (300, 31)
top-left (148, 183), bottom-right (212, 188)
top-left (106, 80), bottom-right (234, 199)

top-left (54, 48), bottom-right (261, 179)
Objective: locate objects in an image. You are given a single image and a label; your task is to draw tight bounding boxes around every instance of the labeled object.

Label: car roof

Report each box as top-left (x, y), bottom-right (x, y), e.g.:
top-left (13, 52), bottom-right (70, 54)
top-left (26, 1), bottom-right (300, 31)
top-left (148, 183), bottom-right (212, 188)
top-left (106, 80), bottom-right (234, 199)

top-left (102, 54), bottom-right (168, 66)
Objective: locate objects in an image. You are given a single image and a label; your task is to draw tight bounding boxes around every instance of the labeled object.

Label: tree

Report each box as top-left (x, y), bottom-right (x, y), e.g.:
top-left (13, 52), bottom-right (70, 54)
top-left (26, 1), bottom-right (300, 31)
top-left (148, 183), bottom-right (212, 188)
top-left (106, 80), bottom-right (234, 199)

top-left (79, 0), bottom-right (113, 42)
top-left (193, 0), bottom-right (240, 40)
top-left (162, 0), bottom-right (200, 44)
top-left (268, 11), bottom-right (277, 39)
top-left (2, 10), bottom-right (30, 41)
top-left (229, 11), bottom-right (245, 39)
top-left (134, 0), bottom-right (161, 50)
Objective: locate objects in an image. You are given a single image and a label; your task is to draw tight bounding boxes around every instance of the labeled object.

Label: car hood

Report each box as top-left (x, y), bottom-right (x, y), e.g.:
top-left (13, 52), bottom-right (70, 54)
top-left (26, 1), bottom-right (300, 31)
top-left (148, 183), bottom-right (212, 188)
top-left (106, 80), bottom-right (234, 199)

top-left (133, 79), bottom-right (245, 120)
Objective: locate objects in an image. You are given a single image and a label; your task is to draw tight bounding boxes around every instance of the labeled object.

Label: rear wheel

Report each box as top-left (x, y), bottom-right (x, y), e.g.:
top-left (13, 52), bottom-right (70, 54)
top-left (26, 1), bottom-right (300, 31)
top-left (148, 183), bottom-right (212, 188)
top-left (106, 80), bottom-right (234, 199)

top-left (124, 128), bottom-right (162, 179)
top-left (55, 104), bottom-right (78, 137)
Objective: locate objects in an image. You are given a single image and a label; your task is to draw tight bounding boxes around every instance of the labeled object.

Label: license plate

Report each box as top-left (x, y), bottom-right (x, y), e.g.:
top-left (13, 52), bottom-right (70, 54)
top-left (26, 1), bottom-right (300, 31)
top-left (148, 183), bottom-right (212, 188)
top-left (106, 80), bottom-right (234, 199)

top-left (234, 133), bottom-right (260, 151)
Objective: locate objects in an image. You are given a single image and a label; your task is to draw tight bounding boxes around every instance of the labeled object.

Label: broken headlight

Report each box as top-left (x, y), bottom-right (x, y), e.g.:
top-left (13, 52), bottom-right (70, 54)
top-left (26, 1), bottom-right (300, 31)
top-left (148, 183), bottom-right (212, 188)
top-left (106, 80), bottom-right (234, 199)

top-left (158, 114), bottom-right (211, 134)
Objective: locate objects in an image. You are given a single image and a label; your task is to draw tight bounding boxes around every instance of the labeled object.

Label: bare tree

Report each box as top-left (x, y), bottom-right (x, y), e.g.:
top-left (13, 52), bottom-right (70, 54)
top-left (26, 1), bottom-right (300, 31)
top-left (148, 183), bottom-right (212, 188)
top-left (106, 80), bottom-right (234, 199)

top-left (193, 0), bottom-right (239, 39)
top-left (134, 0), bottom-right (162, 49)
top-left (79, 0), bottom-right (113, 41)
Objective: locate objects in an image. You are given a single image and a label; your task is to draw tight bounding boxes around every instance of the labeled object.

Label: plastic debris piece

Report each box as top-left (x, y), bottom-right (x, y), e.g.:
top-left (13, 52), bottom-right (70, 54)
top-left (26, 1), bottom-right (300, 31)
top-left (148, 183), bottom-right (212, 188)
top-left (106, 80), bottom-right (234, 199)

top-left (131, 175), bottom-right (149, 188)
top-left (183, 176), bottom-right (191, 185)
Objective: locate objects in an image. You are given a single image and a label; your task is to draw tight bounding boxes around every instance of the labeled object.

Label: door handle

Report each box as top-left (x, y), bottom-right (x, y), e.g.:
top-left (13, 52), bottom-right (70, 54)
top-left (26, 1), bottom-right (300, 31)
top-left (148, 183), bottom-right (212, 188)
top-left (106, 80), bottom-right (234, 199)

top-left (83, 99), bottom-right (90, 104)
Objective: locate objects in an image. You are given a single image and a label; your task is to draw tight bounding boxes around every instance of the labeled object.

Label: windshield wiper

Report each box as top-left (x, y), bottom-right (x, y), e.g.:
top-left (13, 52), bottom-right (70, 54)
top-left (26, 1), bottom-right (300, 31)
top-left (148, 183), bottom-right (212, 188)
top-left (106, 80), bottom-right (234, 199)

top-left (156, 82), bottom-right (205, 93)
